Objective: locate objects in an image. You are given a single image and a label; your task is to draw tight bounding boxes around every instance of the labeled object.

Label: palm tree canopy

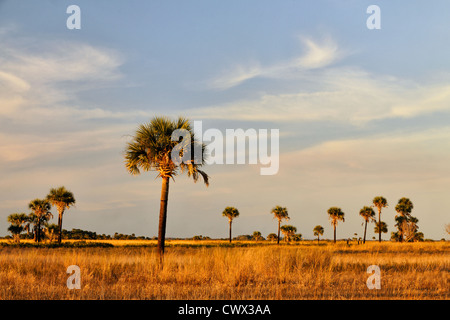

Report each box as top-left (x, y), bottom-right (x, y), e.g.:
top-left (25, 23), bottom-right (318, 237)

top-left (395, 197), bottom-right (413, 216)
top-left (8, 224), bottom-right (24, 235)
top-left (359, 206), bottom-right (376, 222)
top-left (373, 196), bottom-right (388, 210)
top-left (280, 225), bottom-right (297, 234)
top-left (313, 225), bottom-right (324, 236)
top-left (124, 116), bottom-right (209, 185)
top-left (271, 205), bottom-right (289, 221)
top-left (47, 186), bottom-right (76, 212)
top-left (29, 199), bottom-right (52, 217)
top-left (327, 207), bottom-right (345, 226)
top-left (222, 207), bottom-right (240, 221)
top-left (7, 213), bottom-right (29, 226)
top-left (374, 221), bottom-right (388, 233)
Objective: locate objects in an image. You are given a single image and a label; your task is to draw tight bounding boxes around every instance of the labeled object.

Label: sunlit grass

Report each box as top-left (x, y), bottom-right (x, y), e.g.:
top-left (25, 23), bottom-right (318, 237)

top-left (0, 240), bottom-right (448, 299)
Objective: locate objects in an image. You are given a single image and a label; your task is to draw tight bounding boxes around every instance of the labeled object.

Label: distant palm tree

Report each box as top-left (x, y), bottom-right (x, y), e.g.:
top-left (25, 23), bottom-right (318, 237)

top-left (252, 231), bottom-right (263, 241)
top-left (372, 196), bottom-right (388, 242)
top-left (7, 225), bottom-right (24, 243)
top-left (271, 206), bottom-right (289, 245)
top-left (28, 199), bottom-right (52, 243)
top-left (267, 233), bottom-right (278, 242)
top-left (359, 206), bottom-right (375, 244)
top-left (395, 197), bottom-right (414, 242)
top-left (47, 186), bottom-right (76, 244)
top-left (313, 225), bottom-right (324, 244)
top-left (7, 213), bottom-right (29, 243)
top-left (327, 207), bottom-right (345, 243)
top-left (125, 116), bottom-right (209, 261)
top-left (280, 225), bottom-right (297, 242)
top-left (222, 207), bottom-right (240, 243)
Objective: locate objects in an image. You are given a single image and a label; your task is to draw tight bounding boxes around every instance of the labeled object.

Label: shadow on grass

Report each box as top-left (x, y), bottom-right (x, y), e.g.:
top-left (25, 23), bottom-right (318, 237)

top-left (0, 241), bottom-right (114, 248)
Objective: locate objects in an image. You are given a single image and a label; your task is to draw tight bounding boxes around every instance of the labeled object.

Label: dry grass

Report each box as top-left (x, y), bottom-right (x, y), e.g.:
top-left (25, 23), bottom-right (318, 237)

top-left (0, 241), bottom-right (448, 300)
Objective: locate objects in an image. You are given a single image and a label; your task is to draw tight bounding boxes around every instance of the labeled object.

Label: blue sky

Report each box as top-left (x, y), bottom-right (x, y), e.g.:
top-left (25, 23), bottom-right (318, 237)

top-left (1, 0), bottom-right (450, 240)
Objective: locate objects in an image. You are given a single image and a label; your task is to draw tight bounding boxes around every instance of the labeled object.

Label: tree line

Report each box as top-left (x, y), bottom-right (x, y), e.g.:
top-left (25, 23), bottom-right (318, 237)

top-left (220, 196), bottom-right (424, 245)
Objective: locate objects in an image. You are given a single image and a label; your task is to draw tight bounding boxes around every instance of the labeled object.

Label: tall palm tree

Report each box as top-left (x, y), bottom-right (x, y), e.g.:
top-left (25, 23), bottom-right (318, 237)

top-left (327, 207), bottom-right (345, 243)
top-left (395, 197), bottom-right (413, 243)
top-left (359, 206), bottom-right (375, 244)
top-left (7, 213), bottom-right (29, 243)
top-left (280, 225), bottom-right (297, 242)
top-left (222, 207), bottom-right (240, 243)
top-left (372, 196), bottom-right (388, 242)
top-left (28, 199), bottom-right (52, 243)
top-left (271, 206), bottom-right (289, 245)
top-left (313, 225), bottom-right (324, 245)
top-left (47, 186), bottom-right (76, 244)
top-left (125, 116), bottom-right (209, 261)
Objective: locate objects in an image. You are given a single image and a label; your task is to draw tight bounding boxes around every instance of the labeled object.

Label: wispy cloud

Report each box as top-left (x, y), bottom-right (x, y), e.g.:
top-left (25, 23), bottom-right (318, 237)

top-left (295, 36), bottom-right (339, 69)
top-left (188, 67), bottom-right (450, 124)
top-left (207, 35), bottom-right (342, 90)
top-left (0, 32), bottom-right (127, 123)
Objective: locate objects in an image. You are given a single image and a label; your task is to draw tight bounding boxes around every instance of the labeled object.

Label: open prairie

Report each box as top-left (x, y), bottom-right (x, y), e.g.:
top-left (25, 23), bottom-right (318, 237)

top-left (0, 240), bottom-right (448, 300)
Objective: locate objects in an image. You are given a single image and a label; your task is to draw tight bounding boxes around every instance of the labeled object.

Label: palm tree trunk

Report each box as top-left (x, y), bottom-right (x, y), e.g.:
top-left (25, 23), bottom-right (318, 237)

top-left (277, 220), bottom-right (281, 245)
top-left (36, 218), bottom-right (41, 243)
top-left (317, 236), bottom-right (319, 245)
top-left (363, 220), bottom-right (367, 244)
top-left (229, 220), bottom-right (232, 243)
top-left (58, 212), bottom-right (63, 244)
top-left (158, 177), bottom-right (170, 263)
top-left (378, 209), bottom-right (381, 242)
top-left (333, 224), bottom-right (336, 243)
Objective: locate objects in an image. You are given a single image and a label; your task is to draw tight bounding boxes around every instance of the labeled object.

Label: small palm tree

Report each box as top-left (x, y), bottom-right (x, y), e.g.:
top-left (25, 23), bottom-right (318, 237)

top-left (313, 225), bottom-right (324, 244)
top-left (222, 207), bottom-right (240, 243)
top-left (372, 196), bottom-right (388, 242)
top-left (359, 206), bottom-right (375, 244)
top-left (7, 225), bottom-right (24, 243)
top-left (252, 231), bottom-right (263, 241)
top-left (47, 186), bottom-right (76, 244)
top-left (271, 206), bottom-right (289, 245)
top-left (327, 207), bottom-right (345, 243)
top-left (267, 233), bottom-right (278, 242)
top-left (29, 199), bottom-right (52, 243)
top-left (280, 225), bottom-right (297, 242)
top-left (7, 213), bottom-right (29, 243)
top-left (125, 116), bottom-right (209, 261)
top-left (395, 197), bottom-right (414, 242)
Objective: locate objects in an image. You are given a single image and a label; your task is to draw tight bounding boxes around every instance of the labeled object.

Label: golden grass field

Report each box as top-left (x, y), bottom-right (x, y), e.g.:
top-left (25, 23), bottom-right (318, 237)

top-left (0, 240), bottom-right (448, 300)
